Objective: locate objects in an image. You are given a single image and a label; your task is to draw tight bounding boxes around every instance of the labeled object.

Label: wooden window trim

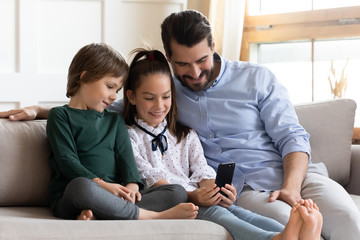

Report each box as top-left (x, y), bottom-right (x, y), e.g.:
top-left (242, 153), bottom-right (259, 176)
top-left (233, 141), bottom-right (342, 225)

top-left (241, 5), bottom-right (360, 61)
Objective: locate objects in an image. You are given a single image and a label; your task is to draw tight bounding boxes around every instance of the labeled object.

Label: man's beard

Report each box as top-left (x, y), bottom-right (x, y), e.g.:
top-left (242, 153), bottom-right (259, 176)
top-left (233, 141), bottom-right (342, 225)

top-left (177, 68), bottom-right (214, 92)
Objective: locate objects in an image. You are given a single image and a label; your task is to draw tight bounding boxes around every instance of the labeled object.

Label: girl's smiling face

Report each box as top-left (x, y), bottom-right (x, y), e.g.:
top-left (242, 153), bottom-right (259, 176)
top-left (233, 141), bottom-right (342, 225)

top-left (126, 72), bottom-right (172, 128)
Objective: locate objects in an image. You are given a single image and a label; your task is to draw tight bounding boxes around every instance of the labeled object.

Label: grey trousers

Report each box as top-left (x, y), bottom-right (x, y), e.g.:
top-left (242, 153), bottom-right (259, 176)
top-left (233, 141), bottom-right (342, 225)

top-left (54, 177), bottom-right (188, 220)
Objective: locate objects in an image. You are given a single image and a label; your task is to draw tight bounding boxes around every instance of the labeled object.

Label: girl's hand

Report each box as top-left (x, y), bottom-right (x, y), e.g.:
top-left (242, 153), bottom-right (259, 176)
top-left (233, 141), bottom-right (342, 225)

top-left (125, 183), bottom-right (142, 204)
top-left (188, 184), bottom-right (221, 207)
top-left (218, 184), bottom-right (237, 208)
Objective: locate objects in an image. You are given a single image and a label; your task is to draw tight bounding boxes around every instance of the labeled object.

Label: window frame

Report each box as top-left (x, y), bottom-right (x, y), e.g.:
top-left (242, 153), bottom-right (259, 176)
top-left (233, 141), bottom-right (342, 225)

top-left (240, 1), bottom-right (360, 141)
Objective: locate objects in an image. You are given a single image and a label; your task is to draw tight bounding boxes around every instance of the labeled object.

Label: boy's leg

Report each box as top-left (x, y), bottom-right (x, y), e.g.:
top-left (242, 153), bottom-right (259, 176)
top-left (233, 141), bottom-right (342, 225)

top-left (137, 184), bottom-right (188, 212)
top-left (54, 177), bottom-right (139, 220)
top-left (197, 205), bottom-right (278, 240)
top-left (301, 173), bottom-right (360, 240)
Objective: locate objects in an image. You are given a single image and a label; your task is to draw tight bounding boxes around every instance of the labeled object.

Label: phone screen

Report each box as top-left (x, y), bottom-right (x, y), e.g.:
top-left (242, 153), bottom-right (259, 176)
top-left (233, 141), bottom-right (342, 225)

top-left (215, 162), bottom-right (235, 197)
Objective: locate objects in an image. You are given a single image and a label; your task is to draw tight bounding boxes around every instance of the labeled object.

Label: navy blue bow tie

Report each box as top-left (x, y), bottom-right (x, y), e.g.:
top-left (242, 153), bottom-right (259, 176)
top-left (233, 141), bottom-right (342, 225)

top-left (134, 122), bottom-right (168, 156)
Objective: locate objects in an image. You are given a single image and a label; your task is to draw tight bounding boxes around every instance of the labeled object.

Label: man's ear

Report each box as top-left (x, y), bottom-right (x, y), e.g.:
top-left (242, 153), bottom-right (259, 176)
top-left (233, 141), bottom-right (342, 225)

top-left (126, 90), bottom-right (136, 105)
top-left (211, 41), bottom-right (216, 53)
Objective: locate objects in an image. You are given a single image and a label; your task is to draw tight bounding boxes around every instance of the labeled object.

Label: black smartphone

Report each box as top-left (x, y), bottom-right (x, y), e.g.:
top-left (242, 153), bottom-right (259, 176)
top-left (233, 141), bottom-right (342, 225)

top-left (215, 162), bottom-right (235, 197)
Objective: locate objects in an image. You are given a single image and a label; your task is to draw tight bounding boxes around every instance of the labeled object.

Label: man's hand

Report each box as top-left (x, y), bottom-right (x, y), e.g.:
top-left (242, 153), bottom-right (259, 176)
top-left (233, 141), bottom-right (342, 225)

top-left (0, 105), bottom-right (51, 121)
top-left (218, 184), bottom-right (237, 208)
top-left (188, 184), bottom-right (221, 207)
top-left (269, 152), bottom-right (308, 207)
top-left (269, 188), bottom-right (302, 207)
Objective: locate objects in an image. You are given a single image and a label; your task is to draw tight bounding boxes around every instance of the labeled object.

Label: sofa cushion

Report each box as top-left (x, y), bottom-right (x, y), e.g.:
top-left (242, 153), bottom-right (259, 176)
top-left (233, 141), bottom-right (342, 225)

top-left (0, 207), bottom-right (232, 240)
top-left (294, 99), bottom-right (356, 186)
top-left (0, 119), bottom-right (50, 206)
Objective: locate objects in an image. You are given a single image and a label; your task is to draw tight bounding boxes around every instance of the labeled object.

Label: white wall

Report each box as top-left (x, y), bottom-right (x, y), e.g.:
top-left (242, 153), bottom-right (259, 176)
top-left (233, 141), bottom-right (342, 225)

top-left (0, 0), bottom-right (187, 110)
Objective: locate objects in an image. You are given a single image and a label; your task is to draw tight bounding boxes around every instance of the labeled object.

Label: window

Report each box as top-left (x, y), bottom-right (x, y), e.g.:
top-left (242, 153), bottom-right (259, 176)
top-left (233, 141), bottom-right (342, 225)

top-left (242, 0), bottom-right (360, 128)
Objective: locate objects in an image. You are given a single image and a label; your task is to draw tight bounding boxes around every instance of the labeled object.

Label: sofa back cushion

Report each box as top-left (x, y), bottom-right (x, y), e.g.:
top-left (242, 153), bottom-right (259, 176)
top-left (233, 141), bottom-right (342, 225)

top-left (0, 119), bottom-right (50, 206)
top-left (295, 99), bottom-right (356, 186)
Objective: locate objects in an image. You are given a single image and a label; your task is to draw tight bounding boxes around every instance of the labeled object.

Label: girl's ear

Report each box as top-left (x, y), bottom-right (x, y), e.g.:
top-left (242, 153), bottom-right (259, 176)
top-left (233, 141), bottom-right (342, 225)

top-left (126, 90), bottom-right (136, 105)
top-left (80, 71), bottom-right (87, 80)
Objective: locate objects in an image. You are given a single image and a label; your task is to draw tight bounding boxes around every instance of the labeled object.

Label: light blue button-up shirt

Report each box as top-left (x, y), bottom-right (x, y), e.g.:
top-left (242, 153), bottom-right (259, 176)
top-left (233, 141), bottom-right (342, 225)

top-left (174, 53), bottom-right (311, 194)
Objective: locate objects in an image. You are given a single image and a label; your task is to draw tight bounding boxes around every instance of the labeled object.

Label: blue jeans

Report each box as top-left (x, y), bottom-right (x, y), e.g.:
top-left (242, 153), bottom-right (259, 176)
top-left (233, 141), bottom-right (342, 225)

top-left (197, 205), bottom-right (284, 240)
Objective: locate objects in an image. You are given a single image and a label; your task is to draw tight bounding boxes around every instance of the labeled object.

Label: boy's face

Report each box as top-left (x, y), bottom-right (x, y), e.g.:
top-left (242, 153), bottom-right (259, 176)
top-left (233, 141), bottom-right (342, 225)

top-left (168, 38), bottom-right (215, 92)
top-left (126, 72), bottom-right (171, 128)
top-left (80, 75), bottom-right (123, 112)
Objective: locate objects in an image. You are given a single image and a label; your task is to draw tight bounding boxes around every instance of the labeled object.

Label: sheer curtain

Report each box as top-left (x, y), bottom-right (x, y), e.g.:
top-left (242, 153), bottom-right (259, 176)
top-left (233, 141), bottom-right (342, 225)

top-left (219, 0), bottom-right (246, 61)
top-left (188, 0), bottom-right (246, 61)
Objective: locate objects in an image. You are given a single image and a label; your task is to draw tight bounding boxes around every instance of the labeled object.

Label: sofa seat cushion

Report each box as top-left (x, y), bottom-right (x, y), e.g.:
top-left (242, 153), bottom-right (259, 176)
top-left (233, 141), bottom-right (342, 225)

top-left (0, 207), bottom-right (232, 240)
top-left (350, 194), bottom-right (360, 210)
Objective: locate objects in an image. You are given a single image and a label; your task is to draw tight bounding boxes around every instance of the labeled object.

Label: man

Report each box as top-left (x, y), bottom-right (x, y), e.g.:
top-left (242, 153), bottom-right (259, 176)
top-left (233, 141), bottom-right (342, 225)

top-left (1, 9), bottom-right (359, 240)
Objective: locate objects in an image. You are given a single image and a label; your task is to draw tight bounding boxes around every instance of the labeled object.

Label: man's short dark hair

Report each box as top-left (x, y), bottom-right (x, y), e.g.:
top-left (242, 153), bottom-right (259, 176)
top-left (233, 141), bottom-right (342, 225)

top-left (161, 10), bottom-right (213, 58)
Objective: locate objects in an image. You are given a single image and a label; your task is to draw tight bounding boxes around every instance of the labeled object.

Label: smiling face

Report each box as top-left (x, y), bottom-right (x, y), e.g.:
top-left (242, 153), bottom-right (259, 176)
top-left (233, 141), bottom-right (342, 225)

top-left (72, 74), bottom-right (123, 112)
top-left (168, 38), bottom-right (216, 91)
top-left (126, 72), bottom-right (171, 128)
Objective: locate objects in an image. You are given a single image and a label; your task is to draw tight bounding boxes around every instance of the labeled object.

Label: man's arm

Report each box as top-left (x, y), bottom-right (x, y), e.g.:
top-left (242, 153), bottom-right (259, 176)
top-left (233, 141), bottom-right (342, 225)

top-left (269, 151), bottom-right (309, 206)
top-left (0, 105), bottom-right (53, 120)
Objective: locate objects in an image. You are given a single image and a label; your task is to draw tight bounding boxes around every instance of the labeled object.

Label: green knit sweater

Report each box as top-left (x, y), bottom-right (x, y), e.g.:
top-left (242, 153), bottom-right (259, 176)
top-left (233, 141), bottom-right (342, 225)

top-left (46, 105), bottom-right (142, 210)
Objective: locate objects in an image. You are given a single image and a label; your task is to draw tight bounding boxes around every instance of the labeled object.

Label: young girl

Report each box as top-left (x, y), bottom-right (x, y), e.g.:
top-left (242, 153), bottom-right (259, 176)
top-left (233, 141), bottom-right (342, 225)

top-left (123, 49), bottom-right (323, 240)
top-left (46, 43), bottom-right (198, 221)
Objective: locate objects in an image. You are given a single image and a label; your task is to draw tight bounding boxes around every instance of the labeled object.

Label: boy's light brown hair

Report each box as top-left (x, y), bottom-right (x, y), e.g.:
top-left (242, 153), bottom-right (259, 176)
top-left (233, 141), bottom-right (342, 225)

top-left (66, 43), bottom-right (128, 98)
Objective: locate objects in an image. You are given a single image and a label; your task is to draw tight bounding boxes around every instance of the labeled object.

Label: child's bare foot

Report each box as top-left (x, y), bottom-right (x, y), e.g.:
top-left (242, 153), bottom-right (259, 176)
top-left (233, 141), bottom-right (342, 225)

top-left (138, 203), bottom-right (198, 220)
top-left (77, 209), bottom-right (96, 220)
top-left (298, 199), bottom-right (323, 240)
top-left (272, 203), bottom-right (303, 240)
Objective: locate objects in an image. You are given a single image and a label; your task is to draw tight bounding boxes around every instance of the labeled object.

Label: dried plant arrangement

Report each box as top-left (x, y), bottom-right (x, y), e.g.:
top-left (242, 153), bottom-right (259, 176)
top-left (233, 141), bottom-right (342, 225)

top-left (328, 58), bottom-right (349, 98)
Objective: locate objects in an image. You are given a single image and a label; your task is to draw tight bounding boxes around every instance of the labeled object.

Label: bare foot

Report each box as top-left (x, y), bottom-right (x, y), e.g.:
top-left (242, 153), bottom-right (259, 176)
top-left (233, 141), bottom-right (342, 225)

top-left (77, 209), bottom-right (96, 220)
top-left (272, 203), bottom-right (303, 240)
top-left (138, 203), bottom-right (198, 220)
top-left (298, 199), bottom-right (323, 240)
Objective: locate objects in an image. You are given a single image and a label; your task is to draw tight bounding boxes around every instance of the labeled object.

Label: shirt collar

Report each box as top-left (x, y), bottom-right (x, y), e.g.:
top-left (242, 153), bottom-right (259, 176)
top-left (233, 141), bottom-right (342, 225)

top-left (209, 52), bottom-right (223, 89)
top-left (134, 117), bottom-right (167, 135)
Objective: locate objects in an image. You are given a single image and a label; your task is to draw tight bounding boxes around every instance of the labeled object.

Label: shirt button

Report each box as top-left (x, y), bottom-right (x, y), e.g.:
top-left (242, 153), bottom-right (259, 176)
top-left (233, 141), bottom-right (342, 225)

top-left (203, 112), bottom-right (207, 117)
top-left (209, 134), bottom-right (213, 138)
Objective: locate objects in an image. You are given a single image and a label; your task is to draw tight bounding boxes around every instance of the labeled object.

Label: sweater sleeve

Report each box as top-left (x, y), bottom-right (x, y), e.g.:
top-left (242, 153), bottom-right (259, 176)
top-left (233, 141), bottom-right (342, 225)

top-left (114, 116), bottom-right (143, 187)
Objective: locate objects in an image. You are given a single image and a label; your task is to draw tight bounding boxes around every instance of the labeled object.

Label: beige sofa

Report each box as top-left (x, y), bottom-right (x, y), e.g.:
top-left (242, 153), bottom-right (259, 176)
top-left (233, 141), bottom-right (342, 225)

top-left (0, 98), bottom-right (359, 240)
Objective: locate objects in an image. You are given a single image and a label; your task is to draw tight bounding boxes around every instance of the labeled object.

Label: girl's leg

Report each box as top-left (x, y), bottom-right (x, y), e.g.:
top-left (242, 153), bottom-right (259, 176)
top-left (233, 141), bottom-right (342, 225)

top-left (54, 177), bottom-right (139, 220)
top-left (137, 184), bottom-right (188, 211)
top-left (227, 205), bottom-right (285, 232)
top-left (197, 205), bottom-right (278, 240)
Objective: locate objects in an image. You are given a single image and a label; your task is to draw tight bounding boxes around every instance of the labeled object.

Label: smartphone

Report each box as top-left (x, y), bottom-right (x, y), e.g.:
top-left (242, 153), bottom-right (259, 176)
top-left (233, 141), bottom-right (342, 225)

top-left (215, 162), bottom-right (235, 197)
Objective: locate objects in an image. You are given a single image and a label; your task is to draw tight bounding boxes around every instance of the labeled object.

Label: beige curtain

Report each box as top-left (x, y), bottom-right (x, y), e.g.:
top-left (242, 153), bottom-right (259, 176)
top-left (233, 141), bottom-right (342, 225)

top-left (187, 0), bottom-right (246, 61)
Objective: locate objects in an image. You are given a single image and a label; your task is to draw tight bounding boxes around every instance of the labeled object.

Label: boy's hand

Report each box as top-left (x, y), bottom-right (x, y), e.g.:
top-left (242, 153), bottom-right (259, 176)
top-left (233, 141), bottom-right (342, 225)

top-left (218, 184), bottom-right (237, 208)
top-left (99, 181), bottom-right (133, 202)
top-left (188, 184), bottom-right (221, 207)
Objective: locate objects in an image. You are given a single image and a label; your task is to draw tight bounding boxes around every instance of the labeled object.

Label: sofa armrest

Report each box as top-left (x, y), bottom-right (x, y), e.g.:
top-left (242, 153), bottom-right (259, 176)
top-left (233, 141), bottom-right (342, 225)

top-left (345, 145), bottom-right (360, 195)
